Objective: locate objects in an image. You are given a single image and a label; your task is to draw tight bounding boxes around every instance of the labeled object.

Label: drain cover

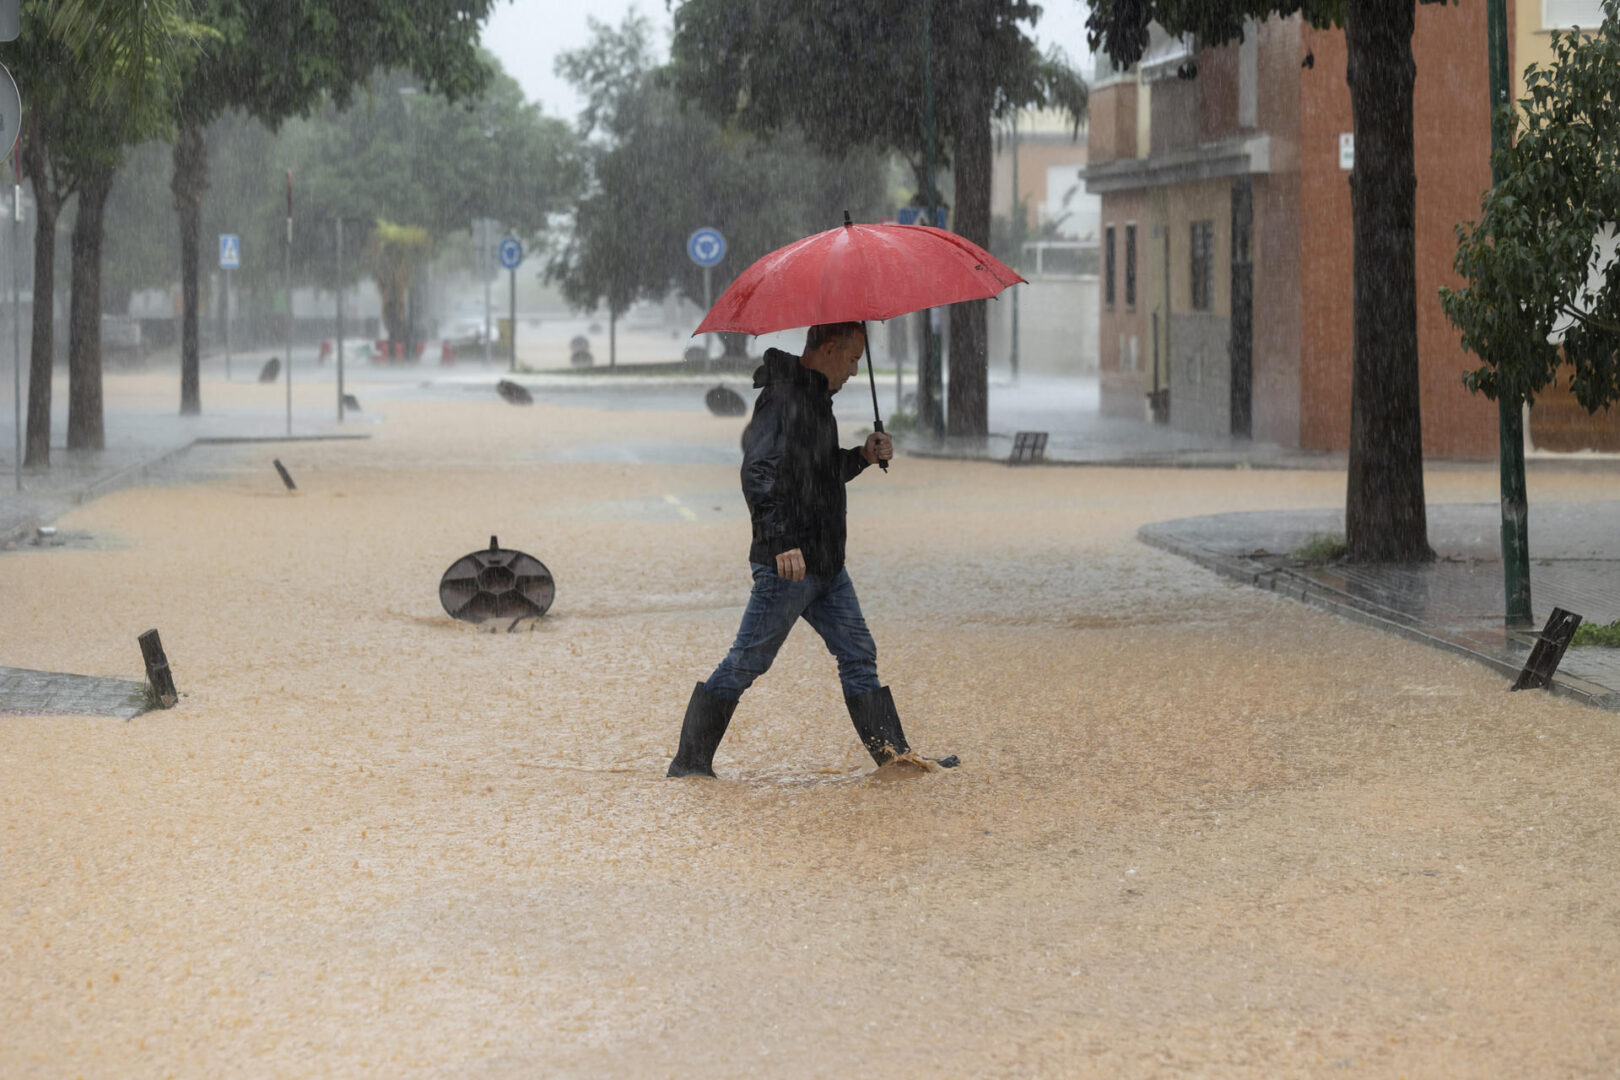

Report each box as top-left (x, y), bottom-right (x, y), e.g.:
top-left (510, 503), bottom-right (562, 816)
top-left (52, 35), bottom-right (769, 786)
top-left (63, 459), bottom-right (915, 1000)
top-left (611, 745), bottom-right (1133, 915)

top-left (439, 536), bottom-right (555, 623)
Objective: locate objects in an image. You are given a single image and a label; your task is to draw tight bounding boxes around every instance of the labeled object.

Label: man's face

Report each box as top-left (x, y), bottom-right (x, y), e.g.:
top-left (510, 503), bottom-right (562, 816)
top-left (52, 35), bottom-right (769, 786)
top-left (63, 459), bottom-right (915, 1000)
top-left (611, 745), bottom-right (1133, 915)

top-left (821, 331), bottom-right (866, 392)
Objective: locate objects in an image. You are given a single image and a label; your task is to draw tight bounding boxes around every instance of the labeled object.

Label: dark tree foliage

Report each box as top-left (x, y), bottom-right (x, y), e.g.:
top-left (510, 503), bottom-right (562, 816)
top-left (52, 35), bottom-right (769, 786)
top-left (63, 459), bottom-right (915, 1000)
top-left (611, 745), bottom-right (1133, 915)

top-left (1089, 0), bottom-right (1452, 564)
top-left (548, 15), bottom-right (888, 344)
top-left (170, 0), bottom-right (498, 414)
top-left (1, 0), bottom-right (190, 456)
top-left (668, 0), bottom-right (1086, 436)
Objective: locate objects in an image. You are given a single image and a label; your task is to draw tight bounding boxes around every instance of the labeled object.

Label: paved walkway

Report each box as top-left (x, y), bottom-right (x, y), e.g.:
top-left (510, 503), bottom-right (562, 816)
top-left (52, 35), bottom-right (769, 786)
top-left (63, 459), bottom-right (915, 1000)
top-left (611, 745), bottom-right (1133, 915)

top-left (0, 361), bottom-right (363, 546)
top-left (1141, 501), bottom-right (1620, 711)
top-left (0, 665), bottom-right (150, 719)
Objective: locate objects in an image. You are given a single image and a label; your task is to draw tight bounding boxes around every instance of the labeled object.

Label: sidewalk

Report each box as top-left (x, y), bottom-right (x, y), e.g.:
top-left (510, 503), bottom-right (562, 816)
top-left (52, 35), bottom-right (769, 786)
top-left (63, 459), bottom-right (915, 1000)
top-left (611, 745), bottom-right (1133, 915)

top-left (896, 376), bottom-right (1345, 468)
top-left (0, 364), bottom-right (365, 545)
top-left (1140, 501), bottom-right (1620, 711)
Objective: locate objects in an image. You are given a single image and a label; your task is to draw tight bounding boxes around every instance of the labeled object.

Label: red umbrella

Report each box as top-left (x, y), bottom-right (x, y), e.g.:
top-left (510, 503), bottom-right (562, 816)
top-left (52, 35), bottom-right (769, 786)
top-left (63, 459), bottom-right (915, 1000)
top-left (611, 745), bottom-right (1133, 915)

top-left (695, 217), bottom-right (1024, 336)
top-left (695, 215), bottom-right (1025, 470)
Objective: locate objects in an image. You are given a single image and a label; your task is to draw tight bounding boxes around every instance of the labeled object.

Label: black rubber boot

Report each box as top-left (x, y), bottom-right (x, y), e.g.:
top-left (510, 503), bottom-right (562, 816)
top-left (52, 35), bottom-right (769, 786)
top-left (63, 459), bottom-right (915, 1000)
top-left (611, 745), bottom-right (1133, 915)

top-left (845, 685), bottom-right (959, 768)
top-left (667, 682), bottom-right (739, 778)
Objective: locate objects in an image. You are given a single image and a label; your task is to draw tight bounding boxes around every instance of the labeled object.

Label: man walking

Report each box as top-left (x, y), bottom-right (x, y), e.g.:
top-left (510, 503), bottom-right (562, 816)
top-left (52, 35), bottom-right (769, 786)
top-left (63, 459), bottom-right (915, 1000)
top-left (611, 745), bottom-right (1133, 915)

top-left (668, 322), bottom-right (958, 778)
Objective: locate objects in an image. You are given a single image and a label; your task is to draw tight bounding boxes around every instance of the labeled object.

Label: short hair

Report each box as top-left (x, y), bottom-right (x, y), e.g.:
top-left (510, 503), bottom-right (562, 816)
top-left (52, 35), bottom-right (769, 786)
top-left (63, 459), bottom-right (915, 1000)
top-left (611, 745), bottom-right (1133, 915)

top-left (805, 321), bottom-right (865, 354)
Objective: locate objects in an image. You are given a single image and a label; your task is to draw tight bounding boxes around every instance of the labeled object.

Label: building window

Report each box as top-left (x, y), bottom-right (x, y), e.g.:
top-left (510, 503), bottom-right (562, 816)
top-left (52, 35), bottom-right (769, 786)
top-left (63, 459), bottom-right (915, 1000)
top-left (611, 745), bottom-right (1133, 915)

top-left (1190, 221), bottom-right (1214, 311)
top-left (1124, 223), bottom-right (1138, 308)
top-left (1544, 0), bottom-right (1605, 27)
top-left (1104, 225), bottom-right (1116, 306)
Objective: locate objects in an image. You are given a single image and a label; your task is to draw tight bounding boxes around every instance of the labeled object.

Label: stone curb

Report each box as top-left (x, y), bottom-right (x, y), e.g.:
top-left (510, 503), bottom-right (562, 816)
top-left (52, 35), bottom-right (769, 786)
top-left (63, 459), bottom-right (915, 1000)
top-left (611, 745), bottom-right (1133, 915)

top-left (1137, 522), bottom-right (1620, 714)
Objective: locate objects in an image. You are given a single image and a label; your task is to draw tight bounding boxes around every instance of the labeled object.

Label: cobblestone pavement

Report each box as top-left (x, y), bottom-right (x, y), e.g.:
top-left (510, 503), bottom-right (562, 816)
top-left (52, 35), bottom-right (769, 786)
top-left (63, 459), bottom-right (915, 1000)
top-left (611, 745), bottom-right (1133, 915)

top-left (1141, 501), bottom-right (1620, 710)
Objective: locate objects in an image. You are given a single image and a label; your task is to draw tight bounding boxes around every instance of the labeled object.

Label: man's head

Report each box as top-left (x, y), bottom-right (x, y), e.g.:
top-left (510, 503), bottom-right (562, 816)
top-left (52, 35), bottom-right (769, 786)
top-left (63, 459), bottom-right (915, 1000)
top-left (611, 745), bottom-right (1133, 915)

top-left (800, 321), bottom-right (866, 392)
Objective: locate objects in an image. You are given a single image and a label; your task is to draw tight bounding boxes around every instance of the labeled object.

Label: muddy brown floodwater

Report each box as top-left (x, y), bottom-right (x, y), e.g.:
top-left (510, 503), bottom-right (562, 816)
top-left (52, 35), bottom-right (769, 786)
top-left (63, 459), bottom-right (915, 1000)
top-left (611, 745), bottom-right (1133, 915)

top-left (3, 389), bottom-right (1619, 1077)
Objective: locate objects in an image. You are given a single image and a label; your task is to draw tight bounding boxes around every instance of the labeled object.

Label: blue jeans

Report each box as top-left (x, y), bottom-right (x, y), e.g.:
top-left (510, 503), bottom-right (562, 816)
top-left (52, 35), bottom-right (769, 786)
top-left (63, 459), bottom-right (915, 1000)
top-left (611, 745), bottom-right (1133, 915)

top-left (705, 563), bottom-right (880, 701)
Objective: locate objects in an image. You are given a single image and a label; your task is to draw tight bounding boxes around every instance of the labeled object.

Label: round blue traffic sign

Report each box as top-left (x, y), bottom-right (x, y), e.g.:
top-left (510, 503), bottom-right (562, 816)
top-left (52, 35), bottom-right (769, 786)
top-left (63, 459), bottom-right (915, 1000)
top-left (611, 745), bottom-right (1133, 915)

top-left (687, 227), bottom-right (726, 268)
top-left (497, 236), bottom-right (523, 271)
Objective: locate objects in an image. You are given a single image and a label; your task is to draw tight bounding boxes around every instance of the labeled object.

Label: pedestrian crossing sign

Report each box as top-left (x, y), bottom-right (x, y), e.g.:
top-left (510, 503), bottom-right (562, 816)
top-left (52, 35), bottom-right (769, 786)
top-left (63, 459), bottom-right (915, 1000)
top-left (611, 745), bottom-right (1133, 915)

top-left (219, 234), bottom-right (241, 269)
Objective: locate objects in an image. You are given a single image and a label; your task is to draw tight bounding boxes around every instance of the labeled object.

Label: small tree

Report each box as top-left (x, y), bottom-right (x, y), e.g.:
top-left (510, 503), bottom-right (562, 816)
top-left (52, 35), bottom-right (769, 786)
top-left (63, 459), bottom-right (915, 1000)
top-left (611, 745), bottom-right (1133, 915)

top-left (364, 220), bottom-right (433, 347)
top-left (1442, 4), bottom-right (1620, 479)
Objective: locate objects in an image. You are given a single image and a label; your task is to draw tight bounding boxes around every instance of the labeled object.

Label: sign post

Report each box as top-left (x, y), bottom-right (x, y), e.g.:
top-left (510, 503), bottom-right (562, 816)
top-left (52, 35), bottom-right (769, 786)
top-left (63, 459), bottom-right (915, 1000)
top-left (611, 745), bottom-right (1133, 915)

top-left (498, 235), bottom-right (523, 372)
top-left (218, 233), bottom-right (240, 380)
top-left (11, 143), bottom-right (20, 493)
top-left (687, 227), bottom-right (726, 369)
top-left (479, 219), bottom-right (496, 365)
top-left (4, 66), bottom-right (19, 490)
top-left (334, 220), bottom-right (344, 421)
top-left (283, 171), bottom-right (292, 437)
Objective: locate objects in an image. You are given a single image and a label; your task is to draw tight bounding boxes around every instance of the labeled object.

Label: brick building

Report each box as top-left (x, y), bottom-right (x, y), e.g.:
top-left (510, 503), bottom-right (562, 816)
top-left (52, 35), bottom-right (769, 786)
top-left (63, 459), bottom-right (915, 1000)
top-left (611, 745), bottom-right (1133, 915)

top-left (1083, 5), bottom-right (1505, 457)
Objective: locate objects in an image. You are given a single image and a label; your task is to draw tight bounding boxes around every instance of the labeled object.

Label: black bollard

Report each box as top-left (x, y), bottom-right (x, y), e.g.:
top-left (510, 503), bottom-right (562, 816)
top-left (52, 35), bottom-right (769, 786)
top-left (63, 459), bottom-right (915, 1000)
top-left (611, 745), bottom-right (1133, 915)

top-left (496, 379), bottom-right (533, 405)
top-left (705, 385), bottom-right (746, 417)
top-left (137, 629), bottom-right (178, 708)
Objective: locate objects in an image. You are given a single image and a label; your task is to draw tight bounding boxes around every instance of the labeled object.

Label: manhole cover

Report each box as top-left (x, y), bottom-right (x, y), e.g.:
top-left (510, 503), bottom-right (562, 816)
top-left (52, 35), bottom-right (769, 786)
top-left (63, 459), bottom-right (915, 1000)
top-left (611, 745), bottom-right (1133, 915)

top-left (439, 536), bottom-right (555, 623)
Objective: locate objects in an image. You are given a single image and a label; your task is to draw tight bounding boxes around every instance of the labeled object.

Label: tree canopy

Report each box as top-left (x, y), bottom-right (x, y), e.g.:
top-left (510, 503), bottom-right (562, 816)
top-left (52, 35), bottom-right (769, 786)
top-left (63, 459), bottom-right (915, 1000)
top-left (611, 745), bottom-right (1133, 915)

top-left (547, 14), bottom-right (888, 325)
top-left (1442, 1), bottom-right (1620, 414)
top-left (669, 0), bottom-right (1085, 191)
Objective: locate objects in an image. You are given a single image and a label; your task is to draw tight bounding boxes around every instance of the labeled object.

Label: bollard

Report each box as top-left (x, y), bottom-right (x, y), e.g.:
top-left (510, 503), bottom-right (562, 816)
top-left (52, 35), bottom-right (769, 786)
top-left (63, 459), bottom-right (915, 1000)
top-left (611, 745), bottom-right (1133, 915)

top-left (705, 385), bottom-right (746, 416)
top-left (137, 630), bottom-right (178, 708)
top-left (496, 380), bottom-right (533, 405)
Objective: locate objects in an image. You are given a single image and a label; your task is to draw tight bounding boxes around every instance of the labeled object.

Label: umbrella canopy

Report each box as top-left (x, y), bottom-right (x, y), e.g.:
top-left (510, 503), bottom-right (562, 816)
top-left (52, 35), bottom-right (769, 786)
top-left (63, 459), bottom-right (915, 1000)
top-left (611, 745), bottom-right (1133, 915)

top-left (694, 220), bottom-right (1025, 337)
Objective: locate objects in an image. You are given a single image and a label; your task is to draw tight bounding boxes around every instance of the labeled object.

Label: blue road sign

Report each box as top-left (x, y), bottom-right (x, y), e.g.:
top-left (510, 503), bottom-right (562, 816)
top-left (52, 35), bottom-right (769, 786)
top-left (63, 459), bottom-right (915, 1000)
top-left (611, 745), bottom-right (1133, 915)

top-left (497, 236), bottom-right (523, 271)
top-left (687, 227), bottom-right (726, 268)
top-left (218, 233), bottom-right (241, 269)
top-left (897, 207), bottom-right (948, 227)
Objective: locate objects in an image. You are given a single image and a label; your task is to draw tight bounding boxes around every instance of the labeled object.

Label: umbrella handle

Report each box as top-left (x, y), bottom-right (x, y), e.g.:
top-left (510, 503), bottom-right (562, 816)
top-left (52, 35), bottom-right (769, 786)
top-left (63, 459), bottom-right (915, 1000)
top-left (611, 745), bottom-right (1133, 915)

top-left (863, 332), bottom-right (887, 473)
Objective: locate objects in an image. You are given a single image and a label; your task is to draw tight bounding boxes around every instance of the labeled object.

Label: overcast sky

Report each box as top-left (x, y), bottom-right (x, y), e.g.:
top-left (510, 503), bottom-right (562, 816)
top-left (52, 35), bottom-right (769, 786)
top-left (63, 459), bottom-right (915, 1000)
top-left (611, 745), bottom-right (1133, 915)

top-left (481, 1), bottom-right (1096, 122)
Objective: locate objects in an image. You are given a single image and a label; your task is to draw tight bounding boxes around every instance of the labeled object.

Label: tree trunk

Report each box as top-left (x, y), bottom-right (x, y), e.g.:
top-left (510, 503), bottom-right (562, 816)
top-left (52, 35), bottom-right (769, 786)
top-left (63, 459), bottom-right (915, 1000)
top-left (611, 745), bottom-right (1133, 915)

top-left (67, 166), bottom-right (113, 451)
top-left (1343, 0), bottom-right (1432, 562)
top-left (23, 179), bottom-right (61, 467)
top-left (172, 121), bottom-right (207, 415)
top-left (946, 0), bottom-right (992, 438)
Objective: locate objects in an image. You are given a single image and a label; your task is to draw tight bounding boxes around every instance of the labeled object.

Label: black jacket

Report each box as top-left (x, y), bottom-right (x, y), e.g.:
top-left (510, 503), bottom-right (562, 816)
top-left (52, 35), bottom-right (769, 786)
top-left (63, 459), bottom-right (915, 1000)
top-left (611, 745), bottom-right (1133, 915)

top-left (742, 348), bottom-right (870, 576)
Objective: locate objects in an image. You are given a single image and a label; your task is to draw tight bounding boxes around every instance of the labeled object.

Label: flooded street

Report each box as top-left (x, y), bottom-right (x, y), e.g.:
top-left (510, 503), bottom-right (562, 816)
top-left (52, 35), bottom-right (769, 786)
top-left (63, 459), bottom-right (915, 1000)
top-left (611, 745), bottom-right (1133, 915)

top-left (3, 389), bottom-right (1619, 1077)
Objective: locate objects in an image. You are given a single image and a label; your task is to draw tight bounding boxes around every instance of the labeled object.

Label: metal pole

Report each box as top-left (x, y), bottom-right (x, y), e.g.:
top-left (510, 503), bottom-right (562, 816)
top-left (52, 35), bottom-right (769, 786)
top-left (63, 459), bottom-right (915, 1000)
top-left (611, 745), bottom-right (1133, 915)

top-left (11, 165), bottom-right (20, 492)
top-left (482, 220), bottom-right (493, 366)
top-left (224, 266), bottom-right (232, 381)
top-left (336, 218), bottom-right (344, 421)
top-left (507, 257), bottom-right (516, 374)
top-left (1010, 110), bottom-right (1020, 384)
top-left (922, 0), bottom-right (943, 439)
top-left (609, 307), bottom-right (616, 371)
top-left (1487, 0), bottom-right (1531, 626)
top-left (284, 171), bottom-right (293, 437)
top-left (703, 265), bottom-right (713, 370)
